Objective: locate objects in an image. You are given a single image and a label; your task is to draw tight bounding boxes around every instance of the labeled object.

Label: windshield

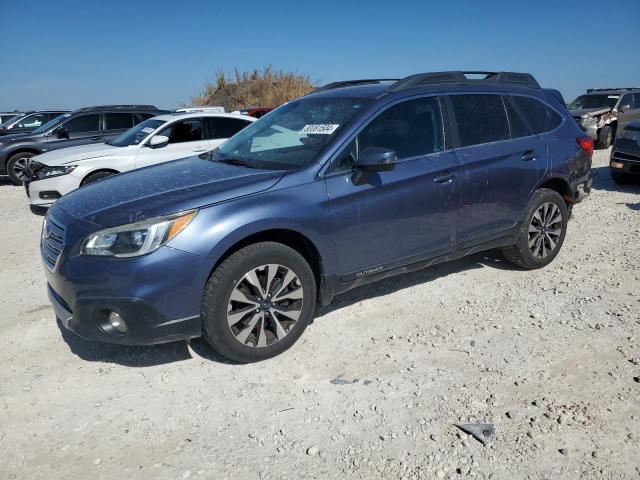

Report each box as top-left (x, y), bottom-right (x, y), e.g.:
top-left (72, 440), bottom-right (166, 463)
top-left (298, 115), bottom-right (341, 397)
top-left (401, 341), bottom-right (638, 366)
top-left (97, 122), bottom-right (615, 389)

top-left (107, 118), bottom-right (166, 147)
top-left (568, 94), bottom-right (619, 110)
top-left (31, 113), bottom-right (71, 134)
top-left (212, 97), bottom-right (370, 170)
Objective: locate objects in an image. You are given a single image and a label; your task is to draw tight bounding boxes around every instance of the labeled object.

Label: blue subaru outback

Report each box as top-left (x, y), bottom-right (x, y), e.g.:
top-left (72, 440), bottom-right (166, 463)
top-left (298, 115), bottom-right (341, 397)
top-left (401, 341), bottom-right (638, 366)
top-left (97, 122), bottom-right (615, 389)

top-left (42, 71), bottom-right (594, 362)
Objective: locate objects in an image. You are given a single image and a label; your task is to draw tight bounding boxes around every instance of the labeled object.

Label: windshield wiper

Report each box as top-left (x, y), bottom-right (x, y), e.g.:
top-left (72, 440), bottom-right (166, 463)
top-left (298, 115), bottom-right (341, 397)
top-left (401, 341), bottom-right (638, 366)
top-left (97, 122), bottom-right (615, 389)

top-left (215, 157), bottom-right (258, 169)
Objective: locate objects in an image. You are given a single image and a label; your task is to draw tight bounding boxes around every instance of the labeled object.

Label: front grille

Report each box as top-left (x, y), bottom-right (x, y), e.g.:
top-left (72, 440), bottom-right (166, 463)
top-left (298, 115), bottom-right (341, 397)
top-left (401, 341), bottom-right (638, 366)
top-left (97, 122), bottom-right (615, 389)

top-left (41, 216), bottom-right (66, 270)
top-left (612, 150), bottom-right (640, 163)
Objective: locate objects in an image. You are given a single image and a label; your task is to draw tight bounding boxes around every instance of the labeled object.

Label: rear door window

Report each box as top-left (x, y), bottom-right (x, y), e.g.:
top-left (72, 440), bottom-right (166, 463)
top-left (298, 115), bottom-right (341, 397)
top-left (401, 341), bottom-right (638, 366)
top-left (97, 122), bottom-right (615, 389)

top-left (62, 114), bottom-right (101, 133)
top-left (208, 117), bottom-right (252, 139)
top-left (511, 96), bottom-right (562, 134)
top-left (158, 119), bottom-right (204, 144)
top-left (104, 113), bottom-right (135, 130)
top-left (503, 96), bottom-right (533, 138)
top-left (449, 94), bottom-right (510, 147)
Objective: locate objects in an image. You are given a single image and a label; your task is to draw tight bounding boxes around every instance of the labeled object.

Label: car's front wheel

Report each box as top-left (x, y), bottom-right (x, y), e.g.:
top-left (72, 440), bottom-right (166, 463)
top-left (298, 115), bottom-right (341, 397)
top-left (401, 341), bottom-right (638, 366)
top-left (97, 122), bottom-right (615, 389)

top-left (6, 152), bottom-right (35, 185)
top-left (201, 242), bottom-right (316, 363)
top-left (503, 188), bottom-right (568, 269)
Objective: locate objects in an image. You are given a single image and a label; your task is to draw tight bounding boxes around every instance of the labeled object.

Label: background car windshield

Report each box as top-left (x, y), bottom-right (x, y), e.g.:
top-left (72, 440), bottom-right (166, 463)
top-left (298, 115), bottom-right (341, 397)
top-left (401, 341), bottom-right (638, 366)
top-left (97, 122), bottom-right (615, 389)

top-left (107, 119), bottom-right (166, 147)
top-left (31, 113), bottom-right (71, 134)
top-left (568, 94), bottom-right (619, 110)
top-left (214, 97), bottom-right (369, 170)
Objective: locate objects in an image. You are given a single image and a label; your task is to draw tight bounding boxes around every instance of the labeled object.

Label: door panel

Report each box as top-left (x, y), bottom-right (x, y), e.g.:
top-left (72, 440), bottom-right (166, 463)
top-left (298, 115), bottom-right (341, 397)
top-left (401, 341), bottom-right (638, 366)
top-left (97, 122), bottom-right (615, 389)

top-left (325, 95), bottom-right (459, 278)
top-left (454, 137), bottom-right (547, 241)
top-left (135, 118), bottom-right (211, 169)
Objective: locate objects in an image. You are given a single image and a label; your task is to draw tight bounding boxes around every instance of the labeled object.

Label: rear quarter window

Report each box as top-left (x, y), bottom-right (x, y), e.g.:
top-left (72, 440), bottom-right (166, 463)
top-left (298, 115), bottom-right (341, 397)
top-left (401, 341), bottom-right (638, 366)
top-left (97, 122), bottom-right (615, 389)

top-left (449, 94), bottom-right (510, 147)
top-left (511, 95), bottom-right (562, 134)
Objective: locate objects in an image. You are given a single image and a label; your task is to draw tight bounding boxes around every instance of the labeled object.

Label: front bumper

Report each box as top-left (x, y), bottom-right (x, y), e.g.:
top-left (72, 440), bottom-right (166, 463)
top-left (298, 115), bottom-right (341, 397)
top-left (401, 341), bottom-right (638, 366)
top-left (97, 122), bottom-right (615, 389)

top-left (44, 207), bottom-right (209, 345)
top-left (610, 141), bottom-right (640, 176)
top-left (25, 173), bottom-right (82, 207)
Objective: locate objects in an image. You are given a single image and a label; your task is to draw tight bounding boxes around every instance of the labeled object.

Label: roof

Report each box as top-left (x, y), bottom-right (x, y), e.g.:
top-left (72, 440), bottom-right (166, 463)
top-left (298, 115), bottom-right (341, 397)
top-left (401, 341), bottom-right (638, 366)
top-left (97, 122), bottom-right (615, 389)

top-left (308, 71), bottom-right (546, 100)
top-left (151, 112), bottom-right (256, 122)
top-left (583, 88), bottom-right (640, 95)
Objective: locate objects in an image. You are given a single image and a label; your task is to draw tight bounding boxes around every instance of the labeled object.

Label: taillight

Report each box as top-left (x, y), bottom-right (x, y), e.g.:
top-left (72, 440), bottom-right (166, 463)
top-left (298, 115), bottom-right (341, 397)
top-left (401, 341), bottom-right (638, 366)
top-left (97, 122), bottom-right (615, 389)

top-left (576, 136), bottom-right (594, 157)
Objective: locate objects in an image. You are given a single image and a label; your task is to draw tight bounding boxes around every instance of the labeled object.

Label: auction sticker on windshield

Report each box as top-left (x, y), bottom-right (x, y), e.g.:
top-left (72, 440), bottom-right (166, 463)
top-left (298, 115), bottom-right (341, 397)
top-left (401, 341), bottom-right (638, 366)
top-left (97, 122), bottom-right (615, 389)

top-left (299, 124), bottom-right (340, 134)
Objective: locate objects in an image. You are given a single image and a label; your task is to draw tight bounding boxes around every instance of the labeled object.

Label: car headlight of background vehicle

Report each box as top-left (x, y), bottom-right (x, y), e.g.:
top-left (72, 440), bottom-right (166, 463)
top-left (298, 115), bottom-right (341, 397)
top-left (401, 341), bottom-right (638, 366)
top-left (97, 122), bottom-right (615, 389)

top-left (80, 210), bottom-right (197, 258)
top-left (37, 165), bottom-right (77, 179)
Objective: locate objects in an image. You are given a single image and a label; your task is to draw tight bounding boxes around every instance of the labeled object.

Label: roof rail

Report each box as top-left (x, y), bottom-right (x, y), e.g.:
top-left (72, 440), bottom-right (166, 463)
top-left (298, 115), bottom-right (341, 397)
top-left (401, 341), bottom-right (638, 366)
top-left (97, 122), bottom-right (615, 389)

top-left (313, 79), bottom-right (399, 93)
top-left (387, 71), bottom-right (540, 92)
top-left (586, 88), bottom-right (640, 93)
top-left (76, 104), bottom-right (159, 112)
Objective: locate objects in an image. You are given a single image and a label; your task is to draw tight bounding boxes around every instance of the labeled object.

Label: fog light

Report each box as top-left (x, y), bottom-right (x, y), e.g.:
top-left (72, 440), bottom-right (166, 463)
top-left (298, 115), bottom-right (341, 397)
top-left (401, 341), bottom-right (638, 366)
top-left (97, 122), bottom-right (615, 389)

top-left (108, 311), bottom-right (127, 333)
top-left (611, 161), bottom-right (624, 169)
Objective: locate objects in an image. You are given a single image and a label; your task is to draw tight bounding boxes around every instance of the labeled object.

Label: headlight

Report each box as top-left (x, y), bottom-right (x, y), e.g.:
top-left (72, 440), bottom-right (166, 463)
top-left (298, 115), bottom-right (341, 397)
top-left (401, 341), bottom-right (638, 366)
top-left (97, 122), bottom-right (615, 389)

top-left (621, 129), bottom-right (638, 141)
top-left (37, 165), bottom-right (77, 179)
top-left (80, 210), bottom-right (197, 258)
top-left (581, 116), bottom-right (597, 127)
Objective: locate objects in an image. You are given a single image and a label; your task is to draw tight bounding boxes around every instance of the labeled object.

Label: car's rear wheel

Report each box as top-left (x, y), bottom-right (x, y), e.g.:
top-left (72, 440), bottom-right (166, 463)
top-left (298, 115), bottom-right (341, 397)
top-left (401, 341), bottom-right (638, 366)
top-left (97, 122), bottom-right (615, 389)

top-left (82, 171), bottom-right (116, 186)
top-left (201, 242), bottom-right (316, 363)
top-left (596, 125), bottom-right (613, 149)
top-left (6, 152), bottom-right (35, 185)
top-left (503, 188), bottom-right (568, 269)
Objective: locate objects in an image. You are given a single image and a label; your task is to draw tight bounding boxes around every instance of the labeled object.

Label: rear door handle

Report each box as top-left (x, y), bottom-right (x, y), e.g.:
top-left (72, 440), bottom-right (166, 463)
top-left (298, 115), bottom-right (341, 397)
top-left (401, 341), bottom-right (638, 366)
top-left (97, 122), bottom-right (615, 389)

top-left (521, 150), bottom-right (537, 161)
top-left (192, 146), bottom-right (207, 152)
top-left (433, 172), bottom-right (455, 183)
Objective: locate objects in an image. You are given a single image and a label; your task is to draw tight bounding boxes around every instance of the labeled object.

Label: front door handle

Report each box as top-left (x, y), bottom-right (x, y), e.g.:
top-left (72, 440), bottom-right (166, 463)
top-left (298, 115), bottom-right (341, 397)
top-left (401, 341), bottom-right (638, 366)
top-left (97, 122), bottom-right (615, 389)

top-left (192, 146), bottom-right (207, 152)
top-left (521, 150), bottom-right (537, 161)
top-left (433, 172), bottom-right (455, 184)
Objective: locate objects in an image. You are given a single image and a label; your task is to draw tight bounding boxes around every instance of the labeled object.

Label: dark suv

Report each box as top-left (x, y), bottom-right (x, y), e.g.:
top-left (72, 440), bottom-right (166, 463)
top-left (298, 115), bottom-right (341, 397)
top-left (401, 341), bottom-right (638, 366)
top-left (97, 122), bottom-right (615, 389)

top-left (0, 105), bottom-right (164, 184)
top-left (43, 71), bottom-right (593, 363)
top-left (0, 110), bottom-right (69, 137)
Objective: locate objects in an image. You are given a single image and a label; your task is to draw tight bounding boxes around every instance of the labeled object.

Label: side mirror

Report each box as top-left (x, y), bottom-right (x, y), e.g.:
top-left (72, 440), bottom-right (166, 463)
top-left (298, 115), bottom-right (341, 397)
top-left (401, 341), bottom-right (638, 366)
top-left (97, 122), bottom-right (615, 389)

top-left (56, 127), bottom-right (69, 139)
top-left (148, 135), bottom-right (169, 148)
top-left (352, 146), bottom-right (397, 186)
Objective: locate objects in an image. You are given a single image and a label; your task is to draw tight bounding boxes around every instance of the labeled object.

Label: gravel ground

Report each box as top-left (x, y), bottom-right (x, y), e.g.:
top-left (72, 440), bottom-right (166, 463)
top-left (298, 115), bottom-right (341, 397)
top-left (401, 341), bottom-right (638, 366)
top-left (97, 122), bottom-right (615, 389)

top-left (0, 149), bottom-right (639, 480)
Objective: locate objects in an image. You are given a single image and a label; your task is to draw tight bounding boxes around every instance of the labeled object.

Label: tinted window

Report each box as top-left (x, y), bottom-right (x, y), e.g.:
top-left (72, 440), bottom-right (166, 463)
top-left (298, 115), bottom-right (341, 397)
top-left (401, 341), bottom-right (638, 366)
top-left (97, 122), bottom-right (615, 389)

top-left (450, 94), bottom-right (510, 147)
top-left (330, 97), bottom-right (444, 173)
top-left (504, 97), bottom-right (533, 138)
top-left (158, 119), bottom-right (203, 144)
top-left (136, 113), bottom-right (156, 123)
top-left (511, 96), bottom-right (562, 134)
top-left (62, 114), bottom-right (100, 133)
top-left (104, 113), bottom-right (134, 130)
top-left (360, 97), bottom-right (443, 159)
top-left (634, 93), bottom-right (640, 109)
top-left (13, 113), bottom-right (47, 129)
top-left (619, 94), bottom-right (633, 109)
top-left (209, 118), bottom-right (251, 139)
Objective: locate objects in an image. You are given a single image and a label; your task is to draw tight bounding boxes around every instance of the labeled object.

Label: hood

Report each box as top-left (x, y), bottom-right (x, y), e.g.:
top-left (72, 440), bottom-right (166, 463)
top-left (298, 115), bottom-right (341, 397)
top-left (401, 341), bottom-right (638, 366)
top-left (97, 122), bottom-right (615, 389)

top-left (0, 132), bottom-right (32, 142)
top-left (34, 143), bottom-right (130, 166)
top-left (54, 155), bottom-right (286, 227)
top-left (569, 107), bottom-right (611, 117)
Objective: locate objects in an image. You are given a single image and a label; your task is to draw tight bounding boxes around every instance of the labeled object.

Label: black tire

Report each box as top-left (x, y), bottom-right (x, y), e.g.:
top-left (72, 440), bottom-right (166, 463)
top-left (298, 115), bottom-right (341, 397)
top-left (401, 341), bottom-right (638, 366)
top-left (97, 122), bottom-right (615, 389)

top-left (201, 242), bottom-right (316, 363)
top-left (502, 188), bottom-right (568, 270)
top-left (611, 170), bottom-right (636, 186)
top-left (82, 170), bottom-right (116, 186)
top-left (595, 125), bottom-right (613, 150)
top-left (6, 152), bottom-right (35, 185)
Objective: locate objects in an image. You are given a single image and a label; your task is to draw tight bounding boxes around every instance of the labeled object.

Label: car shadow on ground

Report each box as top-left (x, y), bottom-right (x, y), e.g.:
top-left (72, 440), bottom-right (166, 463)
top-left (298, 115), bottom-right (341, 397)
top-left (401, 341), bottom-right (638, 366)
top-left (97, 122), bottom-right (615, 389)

top-left (57, 318), bottom-right (240, 366)
top-left (590, 165), bottom-right (640, 193)
top-left (315, 249), bottom-right (515, 319)
top-left (0, 176), bottom-right (16, 186)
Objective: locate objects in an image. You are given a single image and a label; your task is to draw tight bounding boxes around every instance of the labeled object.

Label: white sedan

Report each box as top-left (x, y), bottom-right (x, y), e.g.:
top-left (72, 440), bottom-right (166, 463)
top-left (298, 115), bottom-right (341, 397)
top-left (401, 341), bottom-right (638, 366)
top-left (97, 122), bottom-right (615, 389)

top-left (24, 112), bottom-right (255, 207)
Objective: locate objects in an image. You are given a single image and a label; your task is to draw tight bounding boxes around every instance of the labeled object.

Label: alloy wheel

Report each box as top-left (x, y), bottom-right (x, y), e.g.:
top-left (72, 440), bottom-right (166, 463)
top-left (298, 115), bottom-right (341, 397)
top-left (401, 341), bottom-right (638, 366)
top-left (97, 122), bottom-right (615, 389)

top-left (528, 202), bottom-right (563, 259)
top-left (227, 264), bottom-right (303, 348)
top-left (11, 157), bottom-right (30, 180)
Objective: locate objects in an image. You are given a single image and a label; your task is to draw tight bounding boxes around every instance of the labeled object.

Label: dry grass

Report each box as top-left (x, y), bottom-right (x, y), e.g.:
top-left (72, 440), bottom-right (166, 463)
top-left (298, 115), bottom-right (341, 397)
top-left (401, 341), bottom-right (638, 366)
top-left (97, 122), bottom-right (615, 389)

top-left (190, 66), bottom-right (314, 111)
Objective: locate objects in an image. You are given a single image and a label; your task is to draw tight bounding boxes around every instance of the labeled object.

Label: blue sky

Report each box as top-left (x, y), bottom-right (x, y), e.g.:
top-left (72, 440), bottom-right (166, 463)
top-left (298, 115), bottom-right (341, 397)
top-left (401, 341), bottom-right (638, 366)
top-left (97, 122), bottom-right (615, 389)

top-left (1, 0), bottom-right (639, 110)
